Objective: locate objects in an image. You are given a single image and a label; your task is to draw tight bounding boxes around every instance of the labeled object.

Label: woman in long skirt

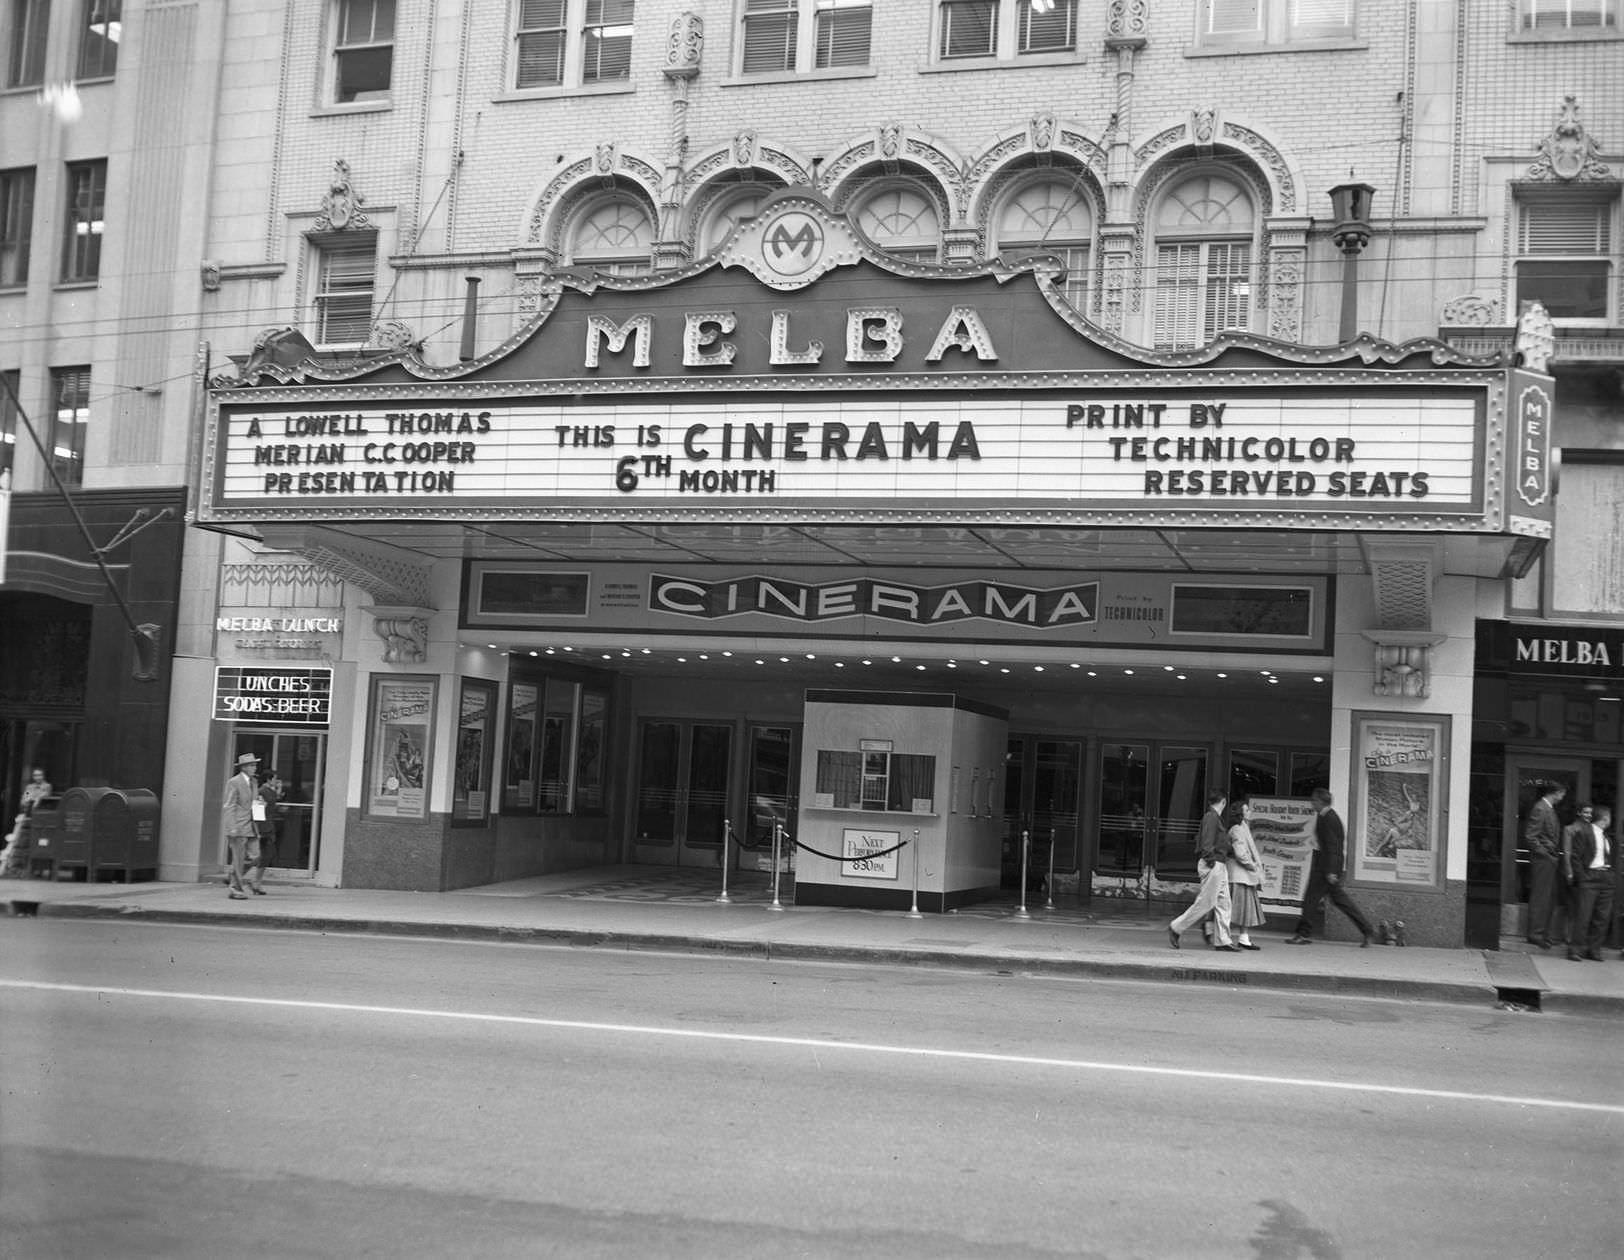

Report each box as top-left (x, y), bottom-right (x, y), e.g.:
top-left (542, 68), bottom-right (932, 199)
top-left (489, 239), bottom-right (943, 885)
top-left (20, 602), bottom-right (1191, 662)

top-left (1225, 798), bottom-right (1266, 950)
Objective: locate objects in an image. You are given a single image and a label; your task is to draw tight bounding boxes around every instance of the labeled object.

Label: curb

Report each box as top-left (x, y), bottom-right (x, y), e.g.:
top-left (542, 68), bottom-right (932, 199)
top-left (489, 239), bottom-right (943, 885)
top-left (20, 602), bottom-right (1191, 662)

top-left (26, 898), bottom-right (1530, 1011)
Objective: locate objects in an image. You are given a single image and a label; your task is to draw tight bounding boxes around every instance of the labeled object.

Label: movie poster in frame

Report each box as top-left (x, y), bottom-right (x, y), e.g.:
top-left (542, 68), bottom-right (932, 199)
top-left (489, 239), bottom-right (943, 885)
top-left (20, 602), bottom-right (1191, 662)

top-left (452, 678), bottom-right (496, 826)
top-left (365, 675), bottom-right (436, 820)
top-left (1350, 712), bottom-right (1449, 890)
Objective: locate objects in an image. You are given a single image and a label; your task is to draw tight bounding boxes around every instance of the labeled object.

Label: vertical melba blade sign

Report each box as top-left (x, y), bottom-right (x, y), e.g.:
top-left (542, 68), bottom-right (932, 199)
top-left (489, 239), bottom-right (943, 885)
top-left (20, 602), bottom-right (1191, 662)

top-left (1510, 368), bottom-right (1555, 532)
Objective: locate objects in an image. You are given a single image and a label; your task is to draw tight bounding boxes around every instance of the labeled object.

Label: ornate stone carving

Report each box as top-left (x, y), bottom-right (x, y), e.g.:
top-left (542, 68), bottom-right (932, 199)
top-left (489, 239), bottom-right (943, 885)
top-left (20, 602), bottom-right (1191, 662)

top-left (733, 129), bottom-right (757, 168)
top-left (1267, 249), bottom-right (1304, 341)
top-left (368, 607), bottom-right (430, 664)
top-left (1527, 95), bottom-right (1613, 182)
top-left (1363, 632), bottom-right (1445, 699)
top-left (664, 12), bottom-right (703, 79)
top-left (1193, 108), bottom-right (1216, 149)
top-left (201, 260), bottom-right (221, 292)
top-left (1030, 112), bottom-right (1056, 154)
top-left (1439, 294), bottom-right (1501, 326)
top-left (1515, 300), bottom-right (1556, 374)
top-left (1106, 0), bottom-right (1149, 43)
top-left (369, 319), bottom-right (416, 350)
top-left (313, 159), bottom-right (371, 233)
top-left (1220, 123), bottom-right (1295, 212)
top-left (879, 122), bottom-right (903, 169)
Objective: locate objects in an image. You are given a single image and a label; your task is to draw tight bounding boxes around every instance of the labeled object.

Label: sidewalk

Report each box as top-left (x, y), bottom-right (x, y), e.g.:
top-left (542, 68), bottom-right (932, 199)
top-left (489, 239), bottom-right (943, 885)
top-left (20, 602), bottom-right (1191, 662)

top-left (6, 866), bottom-right (1622, 1017)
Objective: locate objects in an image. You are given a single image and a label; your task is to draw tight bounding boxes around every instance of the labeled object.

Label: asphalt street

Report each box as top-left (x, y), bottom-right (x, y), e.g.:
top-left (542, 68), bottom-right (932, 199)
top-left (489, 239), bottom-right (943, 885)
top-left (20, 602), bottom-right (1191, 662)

top-left (2, 918), bottom-right (1620, 1259)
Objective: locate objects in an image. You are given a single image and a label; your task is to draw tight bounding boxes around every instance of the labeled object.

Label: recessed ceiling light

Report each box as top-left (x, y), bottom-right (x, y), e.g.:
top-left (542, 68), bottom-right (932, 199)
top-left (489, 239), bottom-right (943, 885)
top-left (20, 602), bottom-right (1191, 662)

top-left (1034, 665), bottom-right (1045, 672)
top-left (1123, 668), bottom-right (1135, 675)
top-left (1313, 675), bottom-right (1325, 683)
top-left (1216, 672), bottom-right (1227, 678)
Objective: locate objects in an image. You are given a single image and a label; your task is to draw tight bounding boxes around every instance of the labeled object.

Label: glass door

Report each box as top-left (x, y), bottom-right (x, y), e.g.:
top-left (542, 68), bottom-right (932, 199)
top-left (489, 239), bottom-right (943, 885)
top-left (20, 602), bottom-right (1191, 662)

top-left (234, 730), bottom-right (325, 874)
top-left (1505, 755), bottom-right (1590, 938)
top-left (1003, 737), bottom-right (1084, 891)
top-left (745, 724), bottom-right (798, 853)
top-left (632, 720), bottom-right (734, 867)
top-left (1091, 741), bottom-right (1212, 899)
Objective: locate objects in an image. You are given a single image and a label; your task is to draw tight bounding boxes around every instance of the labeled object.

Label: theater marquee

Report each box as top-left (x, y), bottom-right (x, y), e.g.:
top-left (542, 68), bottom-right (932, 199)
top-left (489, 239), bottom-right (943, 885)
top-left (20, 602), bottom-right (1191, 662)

top-left (205, 384), bottom-right (1488, 525)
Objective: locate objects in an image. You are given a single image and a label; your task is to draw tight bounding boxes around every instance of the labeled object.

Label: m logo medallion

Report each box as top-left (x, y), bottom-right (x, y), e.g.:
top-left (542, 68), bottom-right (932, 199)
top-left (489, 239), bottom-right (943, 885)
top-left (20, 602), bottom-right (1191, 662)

top-left (719, 189), bottom-right (864, 290)
top-left (762, 211), bottom-right (824, 279)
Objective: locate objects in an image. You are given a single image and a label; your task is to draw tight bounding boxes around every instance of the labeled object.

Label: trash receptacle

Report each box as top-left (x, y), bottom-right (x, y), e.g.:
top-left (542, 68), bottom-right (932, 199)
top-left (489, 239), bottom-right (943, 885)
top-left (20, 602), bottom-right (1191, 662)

top-left (57, 787), bottom-right (160, 883)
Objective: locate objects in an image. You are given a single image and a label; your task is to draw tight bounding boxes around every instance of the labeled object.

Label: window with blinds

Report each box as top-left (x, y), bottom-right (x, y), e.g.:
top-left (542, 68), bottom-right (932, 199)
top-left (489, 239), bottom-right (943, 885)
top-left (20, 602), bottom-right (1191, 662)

top-left (50, 366), bottom-right (90, 487)
top-left (741, 0), bottom-right (870, 75)
top-left (516, 0), bottom-right (568, 86)
top-left (581, 0), bottom-right (635, 81)
top-left (814, 0), bottom-right (871, 68)
top-left (1153, 242), bottom-right (1253, 349)
top-left (314, 236), bottom-right (377, 345)
top-left (937, 1), bottom-right (1080, 63)
top-left (1200, 0), bottom-right (1354, 45)
top-left (1518, 0), bottom-right (1618, 29)
top-left (1516, 197), bottom-right (1615, 321)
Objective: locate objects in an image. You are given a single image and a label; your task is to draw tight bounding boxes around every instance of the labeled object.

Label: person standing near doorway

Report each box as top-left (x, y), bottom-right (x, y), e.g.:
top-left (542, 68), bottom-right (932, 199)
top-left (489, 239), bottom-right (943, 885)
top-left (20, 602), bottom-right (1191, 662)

top-left (1562, 803), bottom-right (1614, 962)
top-left (223, 752), bottom-right (259, 900)
top-left (1168, 790), bottom-right (1237, 952)
top-left (1523, 780), bottom-right (1566, 949)
top-left (1285, 787), bottom-right (1375, 947)
top-left (248, 770), bottom-right (283, 896)
top-left (20, 767), bottom-right (52, 815)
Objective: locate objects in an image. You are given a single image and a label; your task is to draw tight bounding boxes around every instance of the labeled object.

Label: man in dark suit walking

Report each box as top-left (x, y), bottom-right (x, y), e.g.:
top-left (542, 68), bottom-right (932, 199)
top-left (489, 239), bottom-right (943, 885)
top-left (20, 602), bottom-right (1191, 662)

top-left (1562, 803), bottom-right (1614, 962)
top-left (1285, 787), bottom-right (1375, 947)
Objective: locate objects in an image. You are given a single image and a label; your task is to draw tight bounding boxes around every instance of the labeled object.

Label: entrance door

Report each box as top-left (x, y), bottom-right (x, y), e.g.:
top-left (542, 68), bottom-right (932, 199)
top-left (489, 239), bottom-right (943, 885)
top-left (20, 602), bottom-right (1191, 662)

top-left (1092, 741), bottom-right (1213, 896)
top-left (745, 724), bottom-right (798, 854)
top-left (1002, 737), bottom-right (1083, 890)
top-left (234, 731), bottom-right (326, 874)
top-left (632, 720), bottom-right (733, 866)
top-left (1503, 755), bottom-right (1591, 939)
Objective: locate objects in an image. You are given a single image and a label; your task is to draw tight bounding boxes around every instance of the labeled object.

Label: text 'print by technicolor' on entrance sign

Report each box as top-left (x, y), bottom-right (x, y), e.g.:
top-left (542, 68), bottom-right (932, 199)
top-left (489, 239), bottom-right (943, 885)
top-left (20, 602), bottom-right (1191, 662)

top-left (207, 388), bottom-right (1484, 524)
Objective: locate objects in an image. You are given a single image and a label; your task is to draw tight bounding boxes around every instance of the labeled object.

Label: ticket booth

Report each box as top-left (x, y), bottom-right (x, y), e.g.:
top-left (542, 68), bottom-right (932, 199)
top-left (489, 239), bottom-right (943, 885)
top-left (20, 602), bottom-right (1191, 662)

top-left (794, 691), bottom-right (1008, 912)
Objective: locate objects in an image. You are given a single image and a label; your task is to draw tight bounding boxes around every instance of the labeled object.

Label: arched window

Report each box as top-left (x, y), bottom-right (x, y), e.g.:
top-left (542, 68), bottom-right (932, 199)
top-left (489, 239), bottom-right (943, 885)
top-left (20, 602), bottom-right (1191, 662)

top-left (697, 183), bottom-right (782, 256)
top-left (994, 176), bottom-right (1093, 313)
top-left (848, 182), bottom-right (941, 262)
top-left (1150, 171), bottom-right (1255, 349)
top-left (566, 194), bottom-right (654, 274)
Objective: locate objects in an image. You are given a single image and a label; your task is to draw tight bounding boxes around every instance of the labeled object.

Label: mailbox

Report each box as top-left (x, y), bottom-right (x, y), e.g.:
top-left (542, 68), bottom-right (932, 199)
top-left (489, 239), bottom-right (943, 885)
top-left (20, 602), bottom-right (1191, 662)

top-left (56, 787), bottom-right (160, 882)
top-left (18, 795), bottom-right (64, 878)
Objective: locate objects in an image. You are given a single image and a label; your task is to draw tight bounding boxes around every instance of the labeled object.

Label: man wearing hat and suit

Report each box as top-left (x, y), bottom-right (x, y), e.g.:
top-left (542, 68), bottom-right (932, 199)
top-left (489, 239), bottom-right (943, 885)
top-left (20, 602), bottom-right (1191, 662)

top-left (223, 752), bottom-right (262, 899)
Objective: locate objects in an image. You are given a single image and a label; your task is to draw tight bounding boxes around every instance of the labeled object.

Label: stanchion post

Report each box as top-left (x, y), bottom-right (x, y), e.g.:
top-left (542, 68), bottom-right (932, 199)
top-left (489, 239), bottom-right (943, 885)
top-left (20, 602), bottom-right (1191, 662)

top-left (1045, 830), bottom-right (1055, 910)
top-left (716, 819), bottom-right (732, 904)
top-left (1014, 828), bottom-right (1031, 919)
top-left (906, 827), bottom-right (922, 918)
top-left (768, 819), bottom-right (785, 911)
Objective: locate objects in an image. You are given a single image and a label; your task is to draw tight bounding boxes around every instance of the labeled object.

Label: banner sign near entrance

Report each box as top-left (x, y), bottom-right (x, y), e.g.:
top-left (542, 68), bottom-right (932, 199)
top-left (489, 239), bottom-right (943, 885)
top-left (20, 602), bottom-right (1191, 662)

top-left (1245, 797), bottom-right (1315, 910)
top-left (1349, 712), bottom-right (1449, 890)
top-left (464, 563), bottom-right (1331, 653)
top-left (213, 666), bottom-right (332, 725)
top-left (364, 675), bottom-right (435, 820)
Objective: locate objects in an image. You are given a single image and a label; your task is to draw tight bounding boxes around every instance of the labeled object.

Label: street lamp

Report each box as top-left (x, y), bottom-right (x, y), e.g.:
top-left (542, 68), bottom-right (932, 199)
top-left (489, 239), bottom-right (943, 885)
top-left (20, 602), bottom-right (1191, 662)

top-left (1328, 181), bottom-right (1376, 343)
